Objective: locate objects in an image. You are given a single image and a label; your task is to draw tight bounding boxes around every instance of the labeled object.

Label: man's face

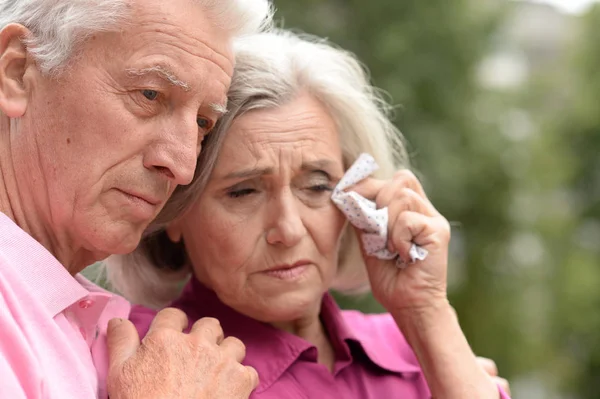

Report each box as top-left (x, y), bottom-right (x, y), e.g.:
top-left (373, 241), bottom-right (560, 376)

top-left (15, 0), bottom-right (234, 258)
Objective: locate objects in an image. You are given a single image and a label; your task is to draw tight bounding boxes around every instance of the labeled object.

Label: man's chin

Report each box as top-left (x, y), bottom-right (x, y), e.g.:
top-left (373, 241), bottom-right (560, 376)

top-left (87, 226), bottom-right (145, 257)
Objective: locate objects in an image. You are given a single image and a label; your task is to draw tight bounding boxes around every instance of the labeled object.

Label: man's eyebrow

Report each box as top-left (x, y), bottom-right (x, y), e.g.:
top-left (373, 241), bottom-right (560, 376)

top-left (126, 65), bottom-right (191, 91)
top-left (209, 101), bottom-right (228, 116)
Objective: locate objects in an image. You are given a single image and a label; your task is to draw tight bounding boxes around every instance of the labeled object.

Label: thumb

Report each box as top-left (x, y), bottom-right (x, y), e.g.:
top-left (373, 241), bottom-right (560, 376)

top-left (107, 318), bottom-right (140, 371)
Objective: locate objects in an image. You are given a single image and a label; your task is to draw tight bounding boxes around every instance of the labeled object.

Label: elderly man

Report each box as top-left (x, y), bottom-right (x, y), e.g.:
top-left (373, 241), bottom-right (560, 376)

top-left (0, 0), bottom-right (271, 398)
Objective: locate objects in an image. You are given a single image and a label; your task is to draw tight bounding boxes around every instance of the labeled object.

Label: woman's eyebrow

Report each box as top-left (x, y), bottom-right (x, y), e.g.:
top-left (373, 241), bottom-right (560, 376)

top-left (301, 159), bottom-right (341, 177)
top-left (219, 159), bottom-right (340, 180)
top-left (301, 159), bottom-right (338, 171)
top-left (221, 166), bottom-right (273, 180)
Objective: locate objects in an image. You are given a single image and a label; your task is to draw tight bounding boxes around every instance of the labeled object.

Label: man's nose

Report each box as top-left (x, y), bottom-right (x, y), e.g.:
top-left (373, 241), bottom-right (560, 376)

top-left (144, 120), bottom-right (199, 186)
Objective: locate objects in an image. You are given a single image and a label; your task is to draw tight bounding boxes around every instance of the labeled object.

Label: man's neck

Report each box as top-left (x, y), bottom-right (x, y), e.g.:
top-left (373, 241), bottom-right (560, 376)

top-left (0, 118), bottom-right (93, 275)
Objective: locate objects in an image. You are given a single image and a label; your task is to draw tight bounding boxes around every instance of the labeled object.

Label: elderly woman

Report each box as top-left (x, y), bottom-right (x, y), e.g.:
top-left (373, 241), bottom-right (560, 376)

top-left (108, 30), bottom-right (510, 398)
top-left (0, 0), bottom-right (272, 398)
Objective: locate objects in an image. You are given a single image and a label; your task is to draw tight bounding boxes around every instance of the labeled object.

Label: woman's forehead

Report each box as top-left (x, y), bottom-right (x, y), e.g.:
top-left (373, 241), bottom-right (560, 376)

top-left (217, 95), bottom-right (343, 167)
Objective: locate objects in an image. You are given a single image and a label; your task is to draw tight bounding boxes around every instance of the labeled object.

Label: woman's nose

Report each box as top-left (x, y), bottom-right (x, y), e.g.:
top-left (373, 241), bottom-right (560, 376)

top-left (265, 191), bottom-right (307, 247)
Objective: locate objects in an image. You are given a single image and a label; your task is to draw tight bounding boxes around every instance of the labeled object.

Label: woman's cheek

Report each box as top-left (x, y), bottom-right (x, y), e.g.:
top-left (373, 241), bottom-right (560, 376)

top-left (318, 208), bottom-right (346, 253)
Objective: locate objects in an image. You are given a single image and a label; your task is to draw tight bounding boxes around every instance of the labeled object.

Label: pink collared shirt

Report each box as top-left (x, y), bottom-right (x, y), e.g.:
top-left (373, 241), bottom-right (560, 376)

top-left (130, 278), bottom-right (511, 398)
top-left (0, 212), bottom-right (131, 399)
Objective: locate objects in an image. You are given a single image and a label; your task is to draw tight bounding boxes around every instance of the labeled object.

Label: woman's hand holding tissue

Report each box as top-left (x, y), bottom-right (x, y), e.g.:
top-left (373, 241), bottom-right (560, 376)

top-left (351, 170), bottom-right (504, 399)
top-left (350, 169), bottom-right (451, 314)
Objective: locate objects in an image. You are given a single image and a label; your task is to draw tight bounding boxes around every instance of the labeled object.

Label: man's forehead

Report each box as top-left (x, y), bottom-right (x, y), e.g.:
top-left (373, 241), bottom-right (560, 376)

top-left (113, 0), bottom-right (235, 80)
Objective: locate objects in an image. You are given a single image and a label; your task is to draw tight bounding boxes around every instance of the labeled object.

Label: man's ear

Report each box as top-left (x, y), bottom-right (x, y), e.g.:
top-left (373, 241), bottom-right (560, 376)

top-left (165, 221), bottom-right (183, 243)
top-left (0, 24), bottom-right (31, 118)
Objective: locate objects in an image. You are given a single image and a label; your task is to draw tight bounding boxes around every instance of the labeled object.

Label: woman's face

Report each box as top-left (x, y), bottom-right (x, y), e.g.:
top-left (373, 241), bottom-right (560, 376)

top-left (168, 93), bottom-right (347, 323)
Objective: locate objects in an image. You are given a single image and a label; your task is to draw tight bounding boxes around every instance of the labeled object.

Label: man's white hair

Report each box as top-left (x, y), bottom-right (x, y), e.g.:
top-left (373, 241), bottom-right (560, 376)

top-left (0, 0), bottom-right (273, 75)
top-left (104, 29), bottom-right (411, 309)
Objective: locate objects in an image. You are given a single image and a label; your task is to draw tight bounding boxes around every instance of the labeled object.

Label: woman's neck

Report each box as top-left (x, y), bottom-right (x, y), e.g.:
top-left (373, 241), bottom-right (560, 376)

top-left (270, 303), bottom-right (337, 372)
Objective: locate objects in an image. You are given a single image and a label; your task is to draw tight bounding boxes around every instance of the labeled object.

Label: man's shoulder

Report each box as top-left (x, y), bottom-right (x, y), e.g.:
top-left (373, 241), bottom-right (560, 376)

top-left (0, 250), bottom-right (31, 315)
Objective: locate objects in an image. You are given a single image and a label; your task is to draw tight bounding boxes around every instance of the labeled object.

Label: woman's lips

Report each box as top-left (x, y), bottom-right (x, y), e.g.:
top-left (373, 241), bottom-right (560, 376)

top-left (262, 262), bottom-right (311, 280)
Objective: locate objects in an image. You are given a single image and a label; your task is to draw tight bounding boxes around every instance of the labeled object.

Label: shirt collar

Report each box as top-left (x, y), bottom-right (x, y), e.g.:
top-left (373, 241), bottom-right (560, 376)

top-left (0, 212), bottom-right (105, 318)
top-left (323, 294), bottom-right (422, 375)
top-left (174, 279), bottom-right (421, 393)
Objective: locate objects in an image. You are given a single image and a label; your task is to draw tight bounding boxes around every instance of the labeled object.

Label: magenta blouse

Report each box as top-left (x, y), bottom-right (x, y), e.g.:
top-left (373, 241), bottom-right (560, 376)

top-left (130, 278), bottom-right (510, 398)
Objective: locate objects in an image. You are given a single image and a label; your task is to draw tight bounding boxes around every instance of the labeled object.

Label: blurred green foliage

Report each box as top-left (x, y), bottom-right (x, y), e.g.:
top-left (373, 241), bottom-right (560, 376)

top-left (550, 5), bottom-right (600, 398)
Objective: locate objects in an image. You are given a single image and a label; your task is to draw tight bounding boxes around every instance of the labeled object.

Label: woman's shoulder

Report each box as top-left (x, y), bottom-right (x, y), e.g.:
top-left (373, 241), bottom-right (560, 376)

top-left (341, 310), bottom-right (423, 373)
top-left (341, 309), bottom-right (401, 339)
top-left (129, 304), bottom-right (159, 338)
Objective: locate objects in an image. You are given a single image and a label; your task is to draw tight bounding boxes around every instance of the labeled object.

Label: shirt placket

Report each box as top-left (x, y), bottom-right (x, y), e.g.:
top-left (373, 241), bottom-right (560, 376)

top-left (64, 294), bottom-right (110, 347)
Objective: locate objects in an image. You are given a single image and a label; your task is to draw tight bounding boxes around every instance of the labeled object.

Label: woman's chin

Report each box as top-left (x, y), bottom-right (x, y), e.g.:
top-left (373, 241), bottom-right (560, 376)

top-left (240, 289), bottom-right (325, 324)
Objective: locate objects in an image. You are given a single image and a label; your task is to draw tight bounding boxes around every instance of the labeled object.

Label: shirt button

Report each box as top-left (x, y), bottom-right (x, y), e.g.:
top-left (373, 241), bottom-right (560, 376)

top-left (78, 299), bottom-right (95, 309)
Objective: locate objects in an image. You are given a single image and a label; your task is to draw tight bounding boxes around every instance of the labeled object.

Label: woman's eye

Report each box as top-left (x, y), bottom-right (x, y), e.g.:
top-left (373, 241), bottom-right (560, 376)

top-left (197, 117), bottom-right (213, 131)
top-left (228, 188), bottom-right (256, 198)
top-left (309, 184), bottom-right (333, 193)
top-left (142, 89), bottom-right (159, 101)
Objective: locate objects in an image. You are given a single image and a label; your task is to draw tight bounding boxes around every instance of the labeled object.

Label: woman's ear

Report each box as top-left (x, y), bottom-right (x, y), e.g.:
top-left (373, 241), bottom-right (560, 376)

top-left (0, 24), bottom-right (31, 118)
top-left (165, 221), bottom-right (183, 243)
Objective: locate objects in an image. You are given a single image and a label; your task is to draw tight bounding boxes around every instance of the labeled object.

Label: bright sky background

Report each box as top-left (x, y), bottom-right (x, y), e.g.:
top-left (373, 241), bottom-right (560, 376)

top-left (517, 0), bottom-right (600, 13)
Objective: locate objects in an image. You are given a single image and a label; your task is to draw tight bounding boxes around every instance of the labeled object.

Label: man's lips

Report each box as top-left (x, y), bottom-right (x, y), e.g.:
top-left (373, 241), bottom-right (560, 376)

top-left (115, 188), bottom-right (162, 206)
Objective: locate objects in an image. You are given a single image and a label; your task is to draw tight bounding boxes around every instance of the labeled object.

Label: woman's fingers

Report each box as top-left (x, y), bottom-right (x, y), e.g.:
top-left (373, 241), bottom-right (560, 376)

top-left (476, 357), bottom-right (511, 396)
top-left (349, 172), bottom-right (436, 219)
top-left (388, 211), bottom-right (450, 263)
top-left (385, 187), bottom-right (437, 220)
top-left (350, 173), bottom-right (447, 264)
top-left (493, 376), bottom-right (510, 396)
top-left (476, 357), bottom-right (499, 376)
top-left (349, 177), bottom-right (386, 201)
top-left (380, 170), bottom-right (428, 205)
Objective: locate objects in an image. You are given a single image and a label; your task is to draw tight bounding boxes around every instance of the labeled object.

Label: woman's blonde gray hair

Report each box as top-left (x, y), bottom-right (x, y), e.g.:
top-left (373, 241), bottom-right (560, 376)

top-left (105, 29), bottom-right (410, 308)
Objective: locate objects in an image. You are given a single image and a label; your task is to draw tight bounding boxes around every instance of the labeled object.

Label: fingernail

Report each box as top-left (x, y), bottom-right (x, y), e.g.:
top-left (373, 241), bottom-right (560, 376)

top-left (395, 257), bottom-right (408, 269)
top-left (108, 318), bottom-right (123, 330)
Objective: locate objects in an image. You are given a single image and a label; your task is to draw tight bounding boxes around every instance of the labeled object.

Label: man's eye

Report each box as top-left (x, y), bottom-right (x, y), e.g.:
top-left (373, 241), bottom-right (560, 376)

top-left (197, 117), bottom-right (213, 131)
top-left (142, 89), bottom-right (159, 101)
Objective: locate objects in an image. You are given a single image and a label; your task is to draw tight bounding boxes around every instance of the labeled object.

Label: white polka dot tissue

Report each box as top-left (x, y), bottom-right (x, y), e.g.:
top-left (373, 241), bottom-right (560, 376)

top-left (330, 153), bottom-right (428, 268)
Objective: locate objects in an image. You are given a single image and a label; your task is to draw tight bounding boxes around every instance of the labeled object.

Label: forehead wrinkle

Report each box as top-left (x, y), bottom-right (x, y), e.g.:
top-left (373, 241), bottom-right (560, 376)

top-left (245, 125), bottom-right (332, 148)
top-left (222, 166), bottom-right (274, 180)
top-left (250, 111), bottom-right (330, 135)
top-left (135, 20), bottom-right (234, 78)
